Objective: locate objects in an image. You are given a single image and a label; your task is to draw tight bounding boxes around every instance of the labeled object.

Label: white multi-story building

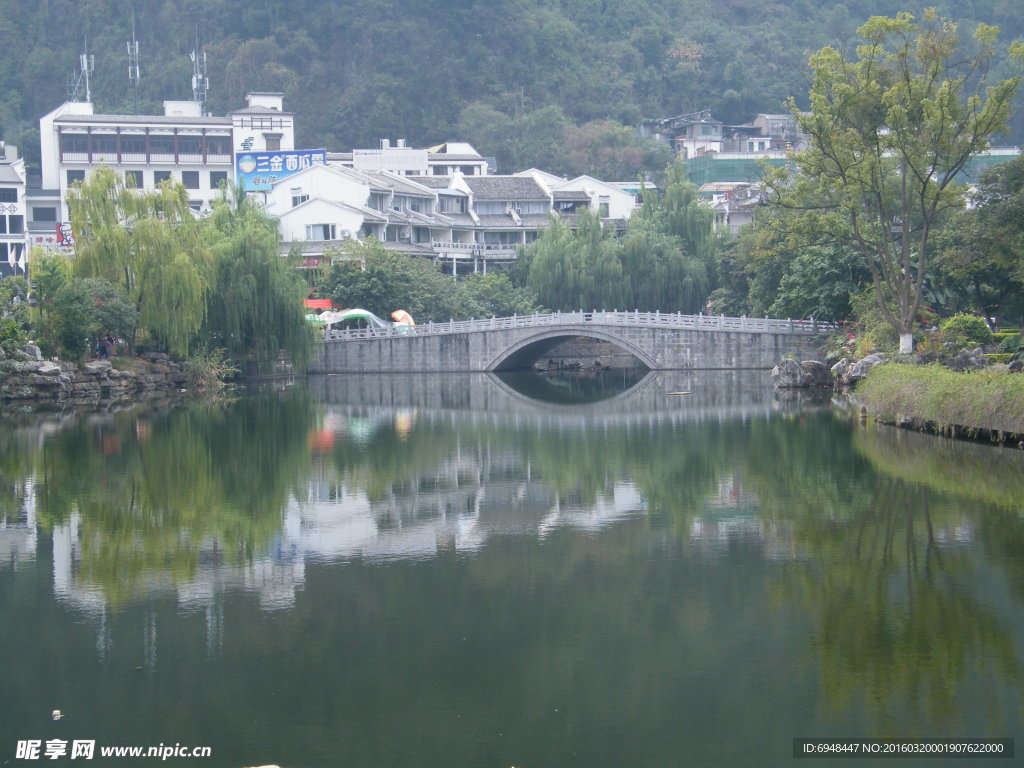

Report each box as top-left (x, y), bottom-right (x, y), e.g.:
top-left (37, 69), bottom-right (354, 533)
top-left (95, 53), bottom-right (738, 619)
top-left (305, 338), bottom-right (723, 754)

top-left (329, 139), bottom-right (489, 177)
top-left (0, 142), bottom-right (27, 278)
top-left (30, 92), bottom-right (293, 249)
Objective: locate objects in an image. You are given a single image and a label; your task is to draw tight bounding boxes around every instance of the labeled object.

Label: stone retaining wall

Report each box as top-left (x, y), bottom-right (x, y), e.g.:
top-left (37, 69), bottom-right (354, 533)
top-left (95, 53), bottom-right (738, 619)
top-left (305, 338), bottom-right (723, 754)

top-left (0, 353), bottom-right (188, 403)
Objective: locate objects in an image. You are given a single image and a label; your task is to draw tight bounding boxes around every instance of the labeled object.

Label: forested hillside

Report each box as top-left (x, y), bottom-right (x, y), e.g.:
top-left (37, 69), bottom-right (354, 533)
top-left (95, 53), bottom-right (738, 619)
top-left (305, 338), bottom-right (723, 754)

top-left (2, 0), bottom-right (1021, 175)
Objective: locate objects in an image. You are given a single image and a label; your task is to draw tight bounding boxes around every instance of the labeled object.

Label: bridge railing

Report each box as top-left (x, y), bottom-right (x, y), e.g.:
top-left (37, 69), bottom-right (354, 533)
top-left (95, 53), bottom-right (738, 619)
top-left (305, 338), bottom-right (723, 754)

top-left (323, 310), bottom-right (834, 341)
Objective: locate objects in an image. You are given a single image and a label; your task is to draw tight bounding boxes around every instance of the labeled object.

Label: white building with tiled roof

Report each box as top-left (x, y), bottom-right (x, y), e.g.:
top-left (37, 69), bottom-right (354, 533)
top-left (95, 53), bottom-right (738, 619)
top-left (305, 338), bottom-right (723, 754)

top-left (32, 92), bottom-right (293, 244)
top-left (0, 142), bottom-right (27, 278)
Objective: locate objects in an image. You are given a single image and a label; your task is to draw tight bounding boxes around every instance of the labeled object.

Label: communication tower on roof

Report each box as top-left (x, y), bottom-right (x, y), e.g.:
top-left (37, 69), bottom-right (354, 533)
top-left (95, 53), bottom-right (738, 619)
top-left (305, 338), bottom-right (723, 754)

top-left (127, 11), bottom-right (141, 113)
top-left (191, 29), bottom-right (209, 115)
top-left (67, 37), bottom-right (95, 102)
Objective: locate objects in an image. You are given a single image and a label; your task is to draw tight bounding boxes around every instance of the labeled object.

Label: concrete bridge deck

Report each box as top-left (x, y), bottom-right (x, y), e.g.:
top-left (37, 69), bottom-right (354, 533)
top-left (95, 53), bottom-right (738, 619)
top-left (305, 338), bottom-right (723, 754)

top-left (310, 310), bottom-right (830, 373)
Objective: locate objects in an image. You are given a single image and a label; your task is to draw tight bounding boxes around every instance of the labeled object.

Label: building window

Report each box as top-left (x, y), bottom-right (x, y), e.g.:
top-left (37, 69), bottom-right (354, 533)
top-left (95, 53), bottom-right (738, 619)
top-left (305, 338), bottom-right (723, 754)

top-left (67, 170), bottom-right (85, 186)
top-left (189, 200), bottom-right (202, 212)
top-left (124, 170), bottom-right (143, 188)
top-left (178, 137), bottom-right (202, 156)
top-left (182, 171), bottom-right (200, 189)
top-left (92, 134), bottom-right (117, 157)
top-left (305, 224), bottom-right (336, 241)
top-left (0, 188), bottom-right (16, 202)
top-left (264, 135), bottom-right (281, 151)
top-left (121, 136), bottom-right (146, 155)
top-left (61, 134), bottom-right (89, 154)
top-left (32, 207), bottom-right (57, 223)
top-left (0, 215), bottom-right (23, 234)
top-left (206, 137), bottom-right (231, 155)
top-left (154, 170), bottom-right (172, 185)
top-left (291, 194), bottom-right (309, 207)
top-left (149, 135), bottom-right (174, 155)
top-left (209, 171), bottom-right (228, 189)
top-left (460, 165), bottom-right (476, 175)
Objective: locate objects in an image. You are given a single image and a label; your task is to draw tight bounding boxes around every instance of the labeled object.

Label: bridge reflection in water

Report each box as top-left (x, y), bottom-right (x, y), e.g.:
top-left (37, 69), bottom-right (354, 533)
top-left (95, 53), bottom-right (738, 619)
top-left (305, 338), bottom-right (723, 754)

top-left (306, 369), bottom-right (780, 428)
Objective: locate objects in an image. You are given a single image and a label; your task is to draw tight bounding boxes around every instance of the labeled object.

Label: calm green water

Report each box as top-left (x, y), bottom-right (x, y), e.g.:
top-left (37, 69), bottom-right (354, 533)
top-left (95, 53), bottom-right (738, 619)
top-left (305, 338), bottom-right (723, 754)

top-left (2, 372), bottom-right (1023, 768)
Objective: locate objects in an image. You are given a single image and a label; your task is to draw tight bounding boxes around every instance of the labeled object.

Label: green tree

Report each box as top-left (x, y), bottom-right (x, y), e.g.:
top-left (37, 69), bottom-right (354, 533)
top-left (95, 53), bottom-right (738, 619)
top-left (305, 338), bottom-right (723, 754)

top-left (204, 186), bottom-right (313, 370)
top-left (67, 168), bottom-right (210, 356)
top-left (785, 11), bottom-right (1024, 353)
top-left (456, 272), bottom-right (542, 317)
top-left (319, 239), bottom-right (465, 322)
top-left (932, 154), bottom-right (1024, 326)
top-left (80, 278), bottom-right (138, 345)
top-left (28, 251), bottom-right (72, 321)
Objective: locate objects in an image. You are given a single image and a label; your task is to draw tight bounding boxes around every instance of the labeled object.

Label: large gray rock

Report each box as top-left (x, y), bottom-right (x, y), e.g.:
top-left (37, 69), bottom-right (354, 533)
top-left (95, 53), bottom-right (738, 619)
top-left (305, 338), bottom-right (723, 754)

top-left (22, 344), bottom-right (42, 361)
top-left (831, 357), bottom-right (850, 378)
top-left (800, 360), bottom-right (833, 388)
top-left (36, 361), bottom-right (61, 376)
top-left (771, 358), bottom-right (805, 389)
top-left (1009, 359), bottom-right (1023, 374)
top-left (83, 360), bottom-right (113, 374)
top-left (947, 347), bottom-right (987, 372)
top-left (848, 354), bottom-right (886, 382)
top-left (772, 358), bottom-right (833, 389)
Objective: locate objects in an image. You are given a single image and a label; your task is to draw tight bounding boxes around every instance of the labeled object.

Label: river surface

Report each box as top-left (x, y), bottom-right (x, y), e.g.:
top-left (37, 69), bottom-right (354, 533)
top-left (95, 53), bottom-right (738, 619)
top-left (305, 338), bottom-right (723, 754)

top-left (1, 371), bottom-right (1023, 768)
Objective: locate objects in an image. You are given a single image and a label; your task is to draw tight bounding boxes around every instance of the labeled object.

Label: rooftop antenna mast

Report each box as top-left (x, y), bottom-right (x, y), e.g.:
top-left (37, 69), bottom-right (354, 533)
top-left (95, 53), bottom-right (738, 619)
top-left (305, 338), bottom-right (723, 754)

top-left (190, 28), bottom-right (208, 115)
top-left (67, 36), bottom-right (95, 102)
top-left (127, 10), bottom-right (141, 114)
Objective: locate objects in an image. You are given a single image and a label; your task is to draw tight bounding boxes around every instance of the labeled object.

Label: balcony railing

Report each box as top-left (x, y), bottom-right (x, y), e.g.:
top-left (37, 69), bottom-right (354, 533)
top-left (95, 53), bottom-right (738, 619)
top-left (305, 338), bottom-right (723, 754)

top-left (325, 310), bottom-right (834, 341)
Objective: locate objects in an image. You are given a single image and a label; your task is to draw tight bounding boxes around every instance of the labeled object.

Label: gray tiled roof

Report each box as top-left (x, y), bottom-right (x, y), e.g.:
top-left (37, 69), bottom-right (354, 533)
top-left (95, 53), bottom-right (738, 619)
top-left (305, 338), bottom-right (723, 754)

top-left (437, 213), bottom-right (476, 227)
top-left (553, 190), bottom-right (590, 201)
top-left (476, 214), bottom-right (523, 228)
top-left (519, 213), bottom-right (554, 227)
top-left (369, 173), bottom-right (436, 197)
top-left (407, 176), bottom-right (452, 188)
top-left (0, 165), bottom-right (23, 184)
top-left (54, 113), bottom-right (232, 126)
top-left (464, 176), bottom-right (548, 200)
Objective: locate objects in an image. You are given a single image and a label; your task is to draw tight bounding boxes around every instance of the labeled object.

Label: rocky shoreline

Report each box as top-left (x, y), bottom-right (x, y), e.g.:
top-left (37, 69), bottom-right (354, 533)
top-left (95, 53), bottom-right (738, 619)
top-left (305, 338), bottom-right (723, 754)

top-left (0, 347), bottom-right (189, 405)
top-left (771, 350), bottom-right (1024, 448)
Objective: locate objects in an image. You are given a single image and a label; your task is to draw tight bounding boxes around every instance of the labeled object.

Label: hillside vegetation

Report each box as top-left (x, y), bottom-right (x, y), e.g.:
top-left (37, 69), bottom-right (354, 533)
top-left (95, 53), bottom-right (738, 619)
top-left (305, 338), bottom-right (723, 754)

top-left (2, 0), bottom-right (1022, 175)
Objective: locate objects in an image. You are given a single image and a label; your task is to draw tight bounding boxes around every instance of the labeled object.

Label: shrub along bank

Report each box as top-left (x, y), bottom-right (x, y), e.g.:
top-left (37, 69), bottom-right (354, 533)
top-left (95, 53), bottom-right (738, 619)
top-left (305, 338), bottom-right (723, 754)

top-left (856, 364), bottom-right (1024, 442)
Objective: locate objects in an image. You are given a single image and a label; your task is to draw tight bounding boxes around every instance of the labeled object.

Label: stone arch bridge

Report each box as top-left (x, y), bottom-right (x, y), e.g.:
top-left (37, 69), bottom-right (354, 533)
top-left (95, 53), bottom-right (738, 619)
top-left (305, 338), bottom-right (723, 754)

top-left (309, 311), bottom-right (829, 373)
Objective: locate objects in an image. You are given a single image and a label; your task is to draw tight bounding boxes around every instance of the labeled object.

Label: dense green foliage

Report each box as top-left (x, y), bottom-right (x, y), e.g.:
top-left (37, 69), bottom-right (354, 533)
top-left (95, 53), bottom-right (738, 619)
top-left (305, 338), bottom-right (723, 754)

top-left (524, 167), bottom-right (718, 312)
top-left (2, 1), bottom-right (1022, 176)
top-left (318, 239), bottom-right (542, 322)
top-left (771, 11), bottom-right (1023, 353)
top-left (857, 363), bottom-right (1024, 434)
top-left (58, 173), bottom-right (311, 366)
top-left (204, 187), bottom-right (314, 369)
top-left (932, 153), bottom-right (1024, 325)
top-left (68, 168), bottom-right (210, 356)
top-left (939, 312), bottom-right (995, 348)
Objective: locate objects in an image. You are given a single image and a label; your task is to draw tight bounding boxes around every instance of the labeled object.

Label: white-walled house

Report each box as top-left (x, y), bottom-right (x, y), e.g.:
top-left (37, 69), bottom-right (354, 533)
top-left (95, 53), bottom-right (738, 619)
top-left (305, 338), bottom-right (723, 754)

top-left (31, 92), bottom-right (293, 259)
top-left (554, 175), bottom-right (637, 220)
top-left (0, 142), bottom-right (27, 278)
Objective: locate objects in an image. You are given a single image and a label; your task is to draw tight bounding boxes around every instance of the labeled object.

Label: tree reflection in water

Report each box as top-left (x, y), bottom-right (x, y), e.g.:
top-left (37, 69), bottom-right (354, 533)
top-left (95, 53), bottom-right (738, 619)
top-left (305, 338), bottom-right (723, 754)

top-left (751, 415), bottom-right (1023, 732)
top-left (5, 393), bottom-right (317, 605)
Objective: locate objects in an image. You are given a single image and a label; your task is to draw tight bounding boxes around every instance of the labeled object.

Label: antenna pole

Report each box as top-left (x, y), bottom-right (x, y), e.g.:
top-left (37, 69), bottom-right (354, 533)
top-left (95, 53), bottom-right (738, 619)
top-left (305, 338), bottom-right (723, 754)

top-left (191, 26), bottom-right (209, 115)
top-left (127, 10), bottom-right (141, 114)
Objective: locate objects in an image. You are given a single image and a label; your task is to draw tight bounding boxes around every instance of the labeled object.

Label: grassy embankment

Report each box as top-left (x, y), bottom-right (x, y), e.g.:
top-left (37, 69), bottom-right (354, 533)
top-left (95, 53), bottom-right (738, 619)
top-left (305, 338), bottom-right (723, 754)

top-left (856, 364), bottom-right (1024, 441)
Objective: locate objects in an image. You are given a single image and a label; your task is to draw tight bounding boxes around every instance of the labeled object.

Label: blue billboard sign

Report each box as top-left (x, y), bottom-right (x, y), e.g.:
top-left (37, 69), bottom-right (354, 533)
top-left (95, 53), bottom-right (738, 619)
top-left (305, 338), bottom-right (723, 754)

top-left (235, 149), bottom-right (327, 191)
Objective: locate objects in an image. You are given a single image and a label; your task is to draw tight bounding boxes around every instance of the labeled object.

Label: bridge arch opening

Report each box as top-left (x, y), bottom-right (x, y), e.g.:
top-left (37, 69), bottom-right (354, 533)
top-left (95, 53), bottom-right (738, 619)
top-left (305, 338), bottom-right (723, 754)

top-left (488, 331), bottom-right (654, 372)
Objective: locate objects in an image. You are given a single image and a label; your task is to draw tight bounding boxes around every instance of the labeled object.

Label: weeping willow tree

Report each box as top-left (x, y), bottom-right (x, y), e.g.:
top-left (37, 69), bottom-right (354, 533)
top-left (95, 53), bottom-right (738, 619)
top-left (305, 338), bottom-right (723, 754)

top-left (67, 167), bottom-right (209, 356)
top-left (203, 185), bottom-right (313, 370)
top-left (526, 212), bottom-right (622, 310)
top-left (636, 162), bottom-right (722, 293)
top-left (526, 191), bottom-right (713, 313)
